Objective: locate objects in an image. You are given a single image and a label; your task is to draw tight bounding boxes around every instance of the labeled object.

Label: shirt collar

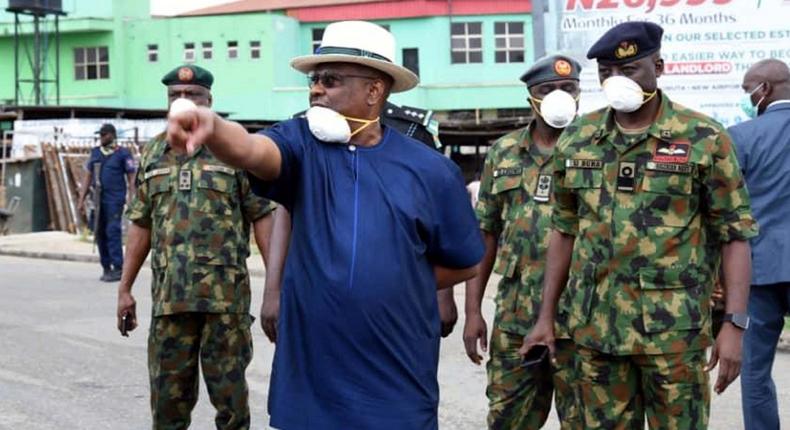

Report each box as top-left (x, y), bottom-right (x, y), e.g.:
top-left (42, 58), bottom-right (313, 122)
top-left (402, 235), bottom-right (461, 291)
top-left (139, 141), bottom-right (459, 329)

top-left (766, 99), bottom-right (790, 110)
top-left (592, 91), bottom-right (675, 144)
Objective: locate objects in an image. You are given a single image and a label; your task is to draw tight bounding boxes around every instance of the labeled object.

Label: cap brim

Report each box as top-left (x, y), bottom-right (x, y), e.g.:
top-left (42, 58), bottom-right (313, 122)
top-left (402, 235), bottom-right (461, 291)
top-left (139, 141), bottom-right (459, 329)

top-left (290, 54), bottom-right (419, 93)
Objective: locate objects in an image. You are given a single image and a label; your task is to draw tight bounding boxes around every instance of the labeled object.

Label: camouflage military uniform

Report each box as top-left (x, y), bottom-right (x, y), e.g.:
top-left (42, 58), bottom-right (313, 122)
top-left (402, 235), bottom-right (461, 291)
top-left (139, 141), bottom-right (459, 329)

top-left (553, 93), bottom-right (758, 429)
top-left (127, 133), bottom-right (276, 430)
top-left (476, 124), bottom-right (578, 429)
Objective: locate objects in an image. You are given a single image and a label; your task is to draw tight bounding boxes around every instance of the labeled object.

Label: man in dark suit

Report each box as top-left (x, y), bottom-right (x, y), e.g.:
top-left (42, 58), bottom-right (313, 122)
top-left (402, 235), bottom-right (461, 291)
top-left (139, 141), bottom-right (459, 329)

top-left (728, 58), bottom-right (790, 430)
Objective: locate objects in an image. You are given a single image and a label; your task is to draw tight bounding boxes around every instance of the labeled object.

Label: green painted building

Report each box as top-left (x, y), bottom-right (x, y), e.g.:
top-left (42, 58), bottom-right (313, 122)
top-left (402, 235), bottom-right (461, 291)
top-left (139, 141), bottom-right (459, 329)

top-left (0, 1), bottom-right (536, 122)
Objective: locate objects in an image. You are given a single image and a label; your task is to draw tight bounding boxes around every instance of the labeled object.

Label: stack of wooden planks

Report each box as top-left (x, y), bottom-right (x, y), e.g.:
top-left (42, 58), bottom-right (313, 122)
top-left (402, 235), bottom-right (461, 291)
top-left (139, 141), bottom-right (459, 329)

top-left (40, 140), bottom-right (141, 233)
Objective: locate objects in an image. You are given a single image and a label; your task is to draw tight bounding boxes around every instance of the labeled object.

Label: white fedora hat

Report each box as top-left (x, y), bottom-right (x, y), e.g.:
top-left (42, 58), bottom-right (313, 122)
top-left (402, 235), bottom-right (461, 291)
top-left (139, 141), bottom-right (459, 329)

top-left (290, 21), bottom-right (419, 93)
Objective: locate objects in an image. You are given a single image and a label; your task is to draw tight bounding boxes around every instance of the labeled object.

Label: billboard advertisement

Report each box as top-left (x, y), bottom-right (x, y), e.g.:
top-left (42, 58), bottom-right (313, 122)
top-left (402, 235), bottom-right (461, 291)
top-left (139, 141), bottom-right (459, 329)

top-left (545, 0), bottom-right (790, 126)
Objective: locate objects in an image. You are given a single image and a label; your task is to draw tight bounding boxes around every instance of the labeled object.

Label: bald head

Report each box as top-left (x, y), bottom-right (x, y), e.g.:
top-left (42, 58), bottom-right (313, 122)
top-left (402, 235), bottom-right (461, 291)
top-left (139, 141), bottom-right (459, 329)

top-left (743, 59), bottom-right (790, 109)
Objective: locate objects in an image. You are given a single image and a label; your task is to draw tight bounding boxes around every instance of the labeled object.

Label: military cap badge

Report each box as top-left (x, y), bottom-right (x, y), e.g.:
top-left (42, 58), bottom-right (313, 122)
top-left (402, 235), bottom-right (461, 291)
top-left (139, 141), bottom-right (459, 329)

top-left (554, 59), bottom-right (573, 77)
top-left (615, 41), bottom-right (638, 60)
top-left (178, 67), bottom-right (194, 82)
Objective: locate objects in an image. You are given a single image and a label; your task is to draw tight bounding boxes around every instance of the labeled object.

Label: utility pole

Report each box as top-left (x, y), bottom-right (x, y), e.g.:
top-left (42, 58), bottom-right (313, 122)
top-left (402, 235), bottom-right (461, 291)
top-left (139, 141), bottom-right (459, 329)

top-left (532, 0), bottom-right (547, 61)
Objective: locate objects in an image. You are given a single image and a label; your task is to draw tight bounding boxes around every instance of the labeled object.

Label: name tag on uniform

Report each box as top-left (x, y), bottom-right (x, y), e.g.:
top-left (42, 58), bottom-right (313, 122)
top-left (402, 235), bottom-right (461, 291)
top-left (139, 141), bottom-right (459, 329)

top-left (144, 167), bottom-right (171, 180)
top-left (178, 169), bottom-right (192, 191)
top-left (566, 159), bottom-right (603, 169)
top-left (534, 174), bottom-right (552, 202)
top-left (617, 161), bottom-right (636, 192)
top-left (493, 167), bottom-right (522, 178)
top-left (202, 164), bottom-right (235, 175)
top-left (645, 161), bottom-right (692, 174)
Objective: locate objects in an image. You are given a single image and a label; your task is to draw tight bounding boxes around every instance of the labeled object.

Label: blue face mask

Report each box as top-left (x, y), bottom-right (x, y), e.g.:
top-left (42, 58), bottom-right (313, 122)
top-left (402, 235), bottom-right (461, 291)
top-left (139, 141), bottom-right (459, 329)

top-left (740, 82), bottom-right (765, 119)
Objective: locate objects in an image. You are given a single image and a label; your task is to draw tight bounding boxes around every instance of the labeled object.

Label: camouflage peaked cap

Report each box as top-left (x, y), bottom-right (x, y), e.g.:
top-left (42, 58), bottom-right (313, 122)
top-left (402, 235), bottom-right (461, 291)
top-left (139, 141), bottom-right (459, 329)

top-left (587, 21), bottom-right (663, 65)
top-left (161, 64), bottom-right (214, 89)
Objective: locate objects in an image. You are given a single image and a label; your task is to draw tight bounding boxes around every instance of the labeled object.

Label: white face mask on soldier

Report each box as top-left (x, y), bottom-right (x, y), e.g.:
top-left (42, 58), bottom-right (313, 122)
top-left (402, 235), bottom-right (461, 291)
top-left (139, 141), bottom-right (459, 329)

top-left (602, 76), bottom-right (657, 113)
top-left (305, 106), bottom-right (380, 144)
top-left (530, 90), bottom-right (578, 129)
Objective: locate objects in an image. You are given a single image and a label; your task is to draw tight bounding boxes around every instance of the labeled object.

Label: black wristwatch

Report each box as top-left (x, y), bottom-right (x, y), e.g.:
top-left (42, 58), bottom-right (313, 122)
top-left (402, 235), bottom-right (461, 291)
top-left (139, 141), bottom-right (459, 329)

top-left (722, 313), bottom-right (750, 330)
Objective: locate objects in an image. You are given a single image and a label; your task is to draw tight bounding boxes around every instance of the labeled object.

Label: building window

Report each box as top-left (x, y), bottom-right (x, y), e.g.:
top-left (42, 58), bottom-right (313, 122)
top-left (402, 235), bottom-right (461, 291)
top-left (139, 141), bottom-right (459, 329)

top-left (147, 44), bottom-right (158, 62)
top-left (402, 48), bottom-right (419, 77)
top-left (202, 42), bottom-right (213, 60)
top-left (227, 40), bottom-right (238, 59)
top-left (74, 46), bottom-right (109, 80)
top-left (495, 22), bottom-right (525, 63)
top-left (311, 28), bottom-right (324, 53)
top-left (183, 43), bottom-right (195, 62)
top-left (451, 22), bottom-right (482, 64)
top-left (250, 40), bottom-right (261, 59)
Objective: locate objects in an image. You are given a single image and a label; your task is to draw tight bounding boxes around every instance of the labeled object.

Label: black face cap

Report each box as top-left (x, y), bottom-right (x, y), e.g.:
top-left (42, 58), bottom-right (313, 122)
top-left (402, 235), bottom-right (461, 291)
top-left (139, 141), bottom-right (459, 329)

top-left (95, 123), bottom-right (116, 136)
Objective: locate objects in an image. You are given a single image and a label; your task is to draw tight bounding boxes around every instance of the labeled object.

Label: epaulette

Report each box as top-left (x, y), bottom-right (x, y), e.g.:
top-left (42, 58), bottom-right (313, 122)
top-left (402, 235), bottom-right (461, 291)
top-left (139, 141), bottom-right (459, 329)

top-left (384, 104), bottom-right (434, 128)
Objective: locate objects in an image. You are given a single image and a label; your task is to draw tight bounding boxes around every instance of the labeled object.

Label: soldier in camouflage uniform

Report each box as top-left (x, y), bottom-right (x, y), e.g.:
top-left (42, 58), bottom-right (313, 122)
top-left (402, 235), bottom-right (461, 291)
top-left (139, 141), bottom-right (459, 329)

top-left (522, 22), bottom-right (758, 429)
top-left (116, 65), bottom-right (276, 430)
top-left (463, 55), bottom-right (582, 429)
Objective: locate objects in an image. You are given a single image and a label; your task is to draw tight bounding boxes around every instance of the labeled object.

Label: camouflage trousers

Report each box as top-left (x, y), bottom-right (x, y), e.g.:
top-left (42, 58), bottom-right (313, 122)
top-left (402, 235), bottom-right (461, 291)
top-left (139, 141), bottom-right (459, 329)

top-left (575, 345), bottom-right (710, 430)
top-left (486, 325), bottom-right (579, 430)
top-left (148, 313), bottom-right (253, 430)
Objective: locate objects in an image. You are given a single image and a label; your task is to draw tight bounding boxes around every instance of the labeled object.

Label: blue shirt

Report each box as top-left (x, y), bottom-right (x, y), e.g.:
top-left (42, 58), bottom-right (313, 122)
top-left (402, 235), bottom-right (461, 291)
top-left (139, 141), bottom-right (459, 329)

top-left (86, 145), bottom-right (136, 204)
top-left (728, 101), bottom-right (790, 285)
top-left (251, 119), bottom-right (483, 430)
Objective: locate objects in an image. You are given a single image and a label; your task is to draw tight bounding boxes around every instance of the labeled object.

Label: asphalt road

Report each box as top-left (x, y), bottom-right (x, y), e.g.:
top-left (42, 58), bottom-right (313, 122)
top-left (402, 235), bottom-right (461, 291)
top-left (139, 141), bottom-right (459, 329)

top-left (1, 255), bottom-right (788, 429)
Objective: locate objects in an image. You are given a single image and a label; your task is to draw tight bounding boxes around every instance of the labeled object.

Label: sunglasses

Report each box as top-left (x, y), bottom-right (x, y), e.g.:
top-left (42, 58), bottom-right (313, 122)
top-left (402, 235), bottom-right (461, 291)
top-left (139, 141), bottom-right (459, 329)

top-left (307, 71), bottom-right (379, 89)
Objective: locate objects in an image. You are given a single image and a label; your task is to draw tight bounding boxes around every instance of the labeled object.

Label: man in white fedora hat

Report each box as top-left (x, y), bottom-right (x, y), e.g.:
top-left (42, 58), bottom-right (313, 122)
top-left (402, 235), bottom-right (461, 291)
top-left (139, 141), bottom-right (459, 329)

top-left (165, 20), bottom-right (484, 429)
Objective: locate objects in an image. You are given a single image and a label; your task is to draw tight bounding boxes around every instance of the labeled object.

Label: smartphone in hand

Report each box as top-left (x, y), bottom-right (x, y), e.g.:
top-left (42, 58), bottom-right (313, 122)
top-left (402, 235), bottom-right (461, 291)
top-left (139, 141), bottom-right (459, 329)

top-left (521, 344), bottom-right (549, 367)
top-left (121, 313), bottom-right (133, 337)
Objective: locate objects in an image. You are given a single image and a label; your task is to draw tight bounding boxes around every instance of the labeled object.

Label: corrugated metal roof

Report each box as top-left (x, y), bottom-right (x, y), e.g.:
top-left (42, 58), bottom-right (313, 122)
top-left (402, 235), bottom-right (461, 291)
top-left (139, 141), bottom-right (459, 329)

top-left (178, 0), bottom-right (386, 16)
top-left (290, 0), bottom-right (531, 22)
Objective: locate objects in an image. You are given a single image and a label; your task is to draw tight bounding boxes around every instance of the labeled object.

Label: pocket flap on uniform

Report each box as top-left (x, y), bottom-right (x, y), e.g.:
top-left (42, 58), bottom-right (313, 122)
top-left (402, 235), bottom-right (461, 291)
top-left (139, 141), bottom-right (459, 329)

top-left (639, 267), bottom-right (705, 333)
top-left (491, 168), bottom-right (522, 194)
top-left (145, 168), bottom-right (172, 195)
top-left (563, 166), bottom-right (603, 189)
top-left (197, 168), bottom-right (234, 193)
top-left (195, 248), bottom-right (237, 266)
top-left (642, 163), bottom-right (693, 195)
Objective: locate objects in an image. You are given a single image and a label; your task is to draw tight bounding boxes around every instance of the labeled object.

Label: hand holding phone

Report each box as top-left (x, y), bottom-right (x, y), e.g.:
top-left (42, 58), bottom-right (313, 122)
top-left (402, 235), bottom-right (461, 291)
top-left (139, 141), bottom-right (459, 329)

top-left (521, 344), bottom-right (549, 368)
top-left (121, 313), bottom-right (133, 337)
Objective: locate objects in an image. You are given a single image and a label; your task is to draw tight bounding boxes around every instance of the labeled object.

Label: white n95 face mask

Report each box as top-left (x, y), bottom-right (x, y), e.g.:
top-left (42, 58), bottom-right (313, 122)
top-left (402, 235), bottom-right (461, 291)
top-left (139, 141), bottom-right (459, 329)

top-left (531, 90), bottom-right (578, 129)
top-left (602, 76), bottom-right (657, 113)
top-left (306, 106), bottom-right (352, 143)
top-left (305, 106), bottom-right (381, 144)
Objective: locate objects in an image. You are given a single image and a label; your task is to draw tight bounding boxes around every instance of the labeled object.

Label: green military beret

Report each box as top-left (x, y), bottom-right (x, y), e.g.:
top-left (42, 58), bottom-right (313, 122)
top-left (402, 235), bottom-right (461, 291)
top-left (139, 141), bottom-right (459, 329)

top-left (161, 64), bottom-right (214, 89)
top-left (520, 55), bottom-right (582, 87)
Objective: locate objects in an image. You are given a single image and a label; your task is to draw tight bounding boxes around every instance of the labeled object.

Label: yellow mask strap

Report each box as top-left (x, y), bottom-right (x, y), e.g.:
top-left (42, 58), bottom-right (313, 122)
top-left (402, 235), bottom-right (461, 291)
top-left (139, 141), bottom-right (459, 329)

top-left (642, 90), bottom-right (658, 104)
top-left (529, 97), bottom-right (543, 119)
top-left (345, 116), bottom-right (380, 138)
